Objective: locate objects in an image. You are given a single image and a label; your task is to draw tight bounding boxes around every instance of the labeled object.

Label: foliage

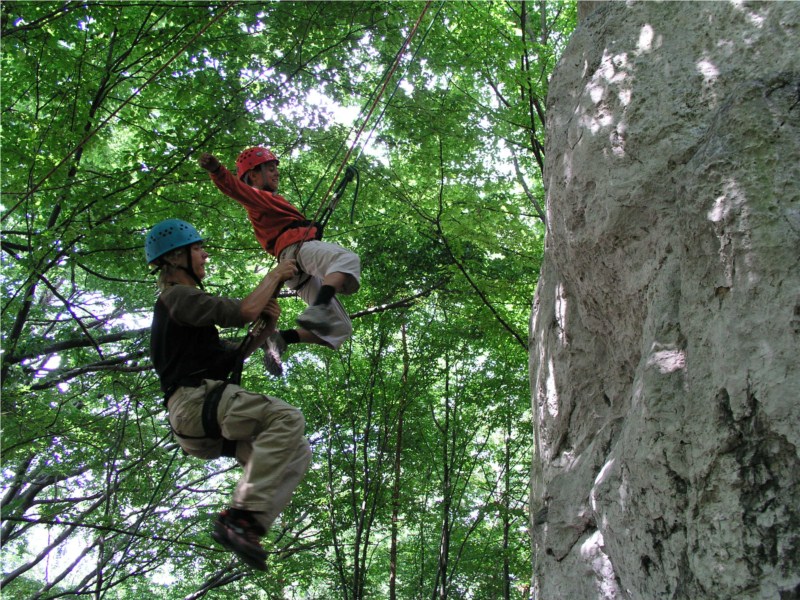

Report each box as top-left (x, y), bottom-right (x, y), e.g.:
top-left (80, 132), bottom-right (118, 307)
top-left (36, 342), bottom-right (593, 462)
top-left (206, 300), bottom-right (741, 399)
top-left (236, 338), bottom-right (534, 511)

top-left (1, 1), bottom-right (574, 598)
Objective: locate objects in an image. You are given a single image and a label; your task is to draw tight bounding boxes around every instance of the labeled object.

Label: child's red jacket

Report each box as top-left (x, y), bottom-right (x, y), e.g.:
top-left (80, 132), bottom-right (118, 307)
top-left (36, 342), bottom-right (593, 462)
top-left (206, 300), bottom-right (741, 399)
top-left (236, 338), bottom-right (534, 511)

top-left (209, 165), bottom-right (320, 258)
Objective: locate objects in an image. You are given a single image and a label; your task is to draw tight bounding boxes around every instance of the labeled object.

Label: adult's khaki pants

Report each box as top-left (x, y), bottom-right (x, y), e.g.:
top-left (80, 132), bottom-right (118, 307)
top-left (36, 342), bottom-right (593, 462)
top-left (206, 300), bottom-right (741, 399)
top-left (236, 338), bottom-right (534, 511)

top-left (167, 379), bottom-right (311, 533)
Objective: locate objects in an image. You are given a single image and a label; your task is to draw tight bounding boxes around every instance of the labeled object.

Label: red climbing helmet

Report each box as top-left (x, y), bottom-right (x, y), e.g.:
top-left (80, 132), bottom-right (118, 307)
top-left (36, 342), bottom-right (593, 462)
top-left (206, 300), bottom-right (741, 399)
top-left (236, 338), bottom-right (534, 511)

top-left (236, 147), bottom-right (279, 180)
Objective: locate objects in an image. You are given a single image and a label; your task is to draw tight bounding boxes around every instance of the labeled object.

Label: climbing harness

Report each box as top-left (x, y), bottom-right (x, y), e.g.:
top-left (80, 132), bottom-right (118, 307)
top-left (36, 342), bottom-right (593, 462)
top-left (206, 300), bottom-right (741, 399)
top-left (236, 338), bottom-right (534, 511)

top-left (167, 379), bottom-right (238, 458)
top-left (166, 330), bottom-right (247, 458)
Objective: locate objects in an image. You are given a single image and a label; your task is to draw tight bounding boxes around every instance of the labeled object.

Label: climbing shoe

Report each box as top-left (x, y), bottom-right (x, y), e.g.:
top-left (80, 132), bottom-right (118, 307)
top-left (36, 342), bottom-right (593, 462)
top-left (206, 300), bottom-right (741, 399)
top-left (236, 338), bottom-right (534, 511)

top-left (262, 332), bottom-right (287, 377)
top-left (296, 303), bottom-right (335, 336)
top-left (211, 509), bottom-right (267, 571)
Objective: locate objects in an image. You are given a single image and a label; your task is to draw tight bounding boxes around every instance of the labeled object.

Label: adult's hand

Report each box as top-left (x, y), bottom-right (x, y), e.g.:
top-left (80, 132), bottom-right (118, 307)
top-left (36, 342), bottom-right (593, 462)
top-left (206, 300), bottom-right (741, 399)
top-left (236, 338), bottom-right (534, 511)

top-left (273, 259), bottom-right (298, 283)
top-left (240, 260), bottom-right (297, 322)
top-left (260, 298), bottom-right (281, 328)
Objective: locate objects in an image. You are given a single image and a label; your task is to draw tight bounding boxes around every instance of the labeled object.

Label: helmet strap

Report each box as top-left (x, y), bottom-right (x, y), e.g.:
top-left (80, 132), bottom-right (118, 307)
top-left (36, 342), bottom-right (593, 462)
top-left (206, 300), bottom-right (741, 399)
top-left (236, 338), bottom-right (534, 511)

top-left (180, 264), bottom-right (204, 290)
top-left (177, 248), bottom-right (203, 289)
top-left (158, 247), bottom-right (204, 289)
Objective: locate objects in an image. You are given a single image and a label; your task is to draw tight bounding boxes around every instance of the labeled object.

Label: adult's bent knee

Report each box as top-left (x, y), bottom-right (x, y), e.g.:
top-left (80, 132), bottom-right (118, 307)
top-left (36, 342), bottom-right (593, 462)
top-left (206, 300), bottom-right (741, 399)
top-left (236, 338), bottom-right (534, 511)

top-left (275, 405), bottom-right (307, 439)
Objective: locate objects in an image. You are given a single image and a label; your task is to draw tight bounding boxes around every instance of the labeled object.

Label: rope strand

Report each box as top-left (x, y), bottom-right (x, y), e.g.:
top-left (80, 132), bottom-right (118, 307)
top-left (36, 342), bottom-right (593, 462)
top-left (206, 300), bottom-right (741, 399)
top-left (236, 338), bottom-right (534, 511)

top-left (304, 0), bottom-right (435, 231)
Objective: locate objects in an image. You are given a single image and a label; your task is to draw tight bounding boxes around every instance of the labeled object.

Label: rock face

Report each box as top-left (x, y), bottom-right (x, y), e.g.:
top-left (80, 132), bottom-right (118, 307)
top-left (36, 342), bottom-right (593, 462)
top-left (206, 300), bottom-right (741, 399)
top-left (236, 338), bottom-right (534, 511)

top-left (529, 2), bottom-right (799, 598)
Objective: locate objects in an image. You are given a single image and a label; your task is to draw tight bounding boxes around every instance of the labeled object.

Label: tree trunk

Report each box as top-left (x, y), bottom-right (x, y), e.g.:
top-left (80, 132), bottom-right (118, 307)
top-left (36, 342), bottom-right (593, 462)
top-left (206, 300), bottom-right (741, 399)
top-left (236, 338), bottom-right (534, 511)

top-left (530, 2), bottom-right (800, 598)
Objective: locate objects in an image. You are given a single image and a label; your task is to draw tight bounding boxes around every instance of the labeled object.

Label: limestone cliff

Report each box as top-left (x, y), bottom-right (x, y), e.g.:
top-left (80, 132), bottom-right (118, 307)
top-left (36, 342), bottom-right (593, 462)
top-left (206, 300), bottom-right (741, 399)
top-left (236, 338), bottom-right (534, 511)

top-left (529, 2), bottom-right (799, 598)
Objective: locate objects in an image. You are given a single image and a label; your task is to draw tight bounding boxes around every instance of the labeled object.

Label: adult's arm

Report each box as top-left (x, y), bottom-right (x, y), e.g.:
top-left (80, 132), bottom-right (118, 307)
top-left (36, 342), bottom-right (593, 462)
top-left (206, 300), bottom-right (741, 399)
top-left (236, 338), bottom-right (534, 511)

top-left (239, 259), bottom-right (298, 323)
top-left (158, 260), bottom-right (297, 328)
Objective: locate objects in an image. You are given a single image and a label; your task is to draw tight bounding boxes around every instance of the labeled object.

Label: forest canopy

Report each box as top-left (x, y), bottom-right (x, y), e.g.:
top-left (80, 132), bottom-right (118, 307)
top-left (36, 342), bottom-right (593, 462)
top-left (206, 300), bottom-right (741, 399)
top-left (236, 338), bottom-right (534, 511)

top-left (1, 1), bottom-right (575, 598)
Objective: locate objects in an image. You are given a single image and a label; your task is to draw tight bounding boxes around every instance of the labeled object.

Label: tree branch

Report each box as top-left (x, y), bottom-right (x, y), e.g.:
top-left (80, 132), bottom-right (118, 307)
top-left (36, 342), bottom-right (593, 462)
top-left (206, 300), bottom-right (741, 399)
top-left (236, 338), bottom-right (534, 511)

top-left (511, 150), bottom-right (547, 224)
top-left (1, 494), bottom-right (108, 588)
top-left (434, 138), bottom-right (527, 349)
top-left (350, 283), bottom-right (444, 319)
top-left (5, 327), bottom-right (149, 366)
top-left (30, 350), bottom-right (150, 391)
top-left (183, 569), bottom-right (246, 600)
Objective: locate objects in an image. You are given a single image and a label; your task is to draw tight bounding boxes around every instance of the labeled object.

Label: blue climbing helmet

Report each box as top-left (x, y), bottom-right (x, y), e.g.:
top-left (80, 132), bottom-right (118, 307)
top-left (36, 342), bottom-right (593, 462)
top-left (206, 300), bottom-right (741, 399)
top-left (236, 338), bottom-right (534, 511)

top-left (145, 218), bottom-right (203, 264)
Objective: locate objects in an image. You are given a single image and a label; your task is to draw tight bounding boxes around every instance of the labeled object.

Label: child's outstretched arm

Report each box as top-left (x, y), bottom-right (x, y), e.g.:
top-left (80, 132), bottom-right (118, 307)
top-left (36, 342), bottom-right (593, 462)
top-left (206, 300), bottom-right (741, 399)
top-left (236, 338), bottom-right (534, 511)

top-left (198, 151), bottom-right (307, 256)
top-left (198, 151), bottom-right (266, 215)
top-left (199, 152), bottom-right (262, 202)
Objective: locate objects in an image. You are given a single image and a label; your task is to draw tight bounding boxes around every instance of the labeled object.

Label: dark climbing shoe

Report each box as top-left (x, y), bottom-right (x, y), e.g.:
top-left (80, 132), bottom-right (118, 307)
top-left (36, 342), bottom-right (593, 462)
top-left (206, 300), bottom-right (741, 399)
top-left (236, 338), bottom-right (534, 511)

top-left (211, 509), bottom-right (267, 571)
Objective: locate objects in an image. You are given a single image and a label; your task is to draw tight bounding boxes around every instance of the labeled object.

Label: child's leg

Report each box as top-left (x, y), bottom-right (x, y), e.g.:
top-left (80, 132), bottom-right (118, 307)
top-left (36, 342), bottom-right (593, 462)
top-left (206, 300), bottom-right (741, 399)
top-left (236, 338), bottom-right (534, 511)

top-left (294, 274), bottom-right (352, 349)
top-left (265, 241), bottom-right (357, 368)
top-left (287, 240), bottom-right (361, 295)
top-left (262, 276), bottom-right (353, 376)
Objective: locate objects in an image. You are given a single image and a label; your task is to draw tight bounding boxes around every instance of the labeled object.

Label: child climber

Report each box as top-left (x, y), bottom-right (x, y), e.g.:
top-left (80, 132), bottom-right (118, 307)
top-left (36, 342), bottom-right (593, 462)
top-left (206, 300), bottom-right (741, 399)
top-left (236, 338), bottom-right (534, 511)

top-left (199, 148), bottom-right (361, 377)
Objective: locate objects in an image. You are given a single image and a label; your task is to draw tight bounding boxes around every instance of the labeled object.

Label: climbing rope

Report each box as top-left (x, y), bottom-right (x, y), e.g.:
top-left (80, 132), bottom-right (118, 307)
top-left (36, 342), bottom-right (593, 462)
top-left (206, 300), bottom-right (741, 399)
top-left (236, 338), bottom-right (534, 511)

top-left (300, 0), bottom-right (435, 241)
top-left (350, 0), bottom-right (444, 168)
top-left (300, 1), bottom-right (442, 231)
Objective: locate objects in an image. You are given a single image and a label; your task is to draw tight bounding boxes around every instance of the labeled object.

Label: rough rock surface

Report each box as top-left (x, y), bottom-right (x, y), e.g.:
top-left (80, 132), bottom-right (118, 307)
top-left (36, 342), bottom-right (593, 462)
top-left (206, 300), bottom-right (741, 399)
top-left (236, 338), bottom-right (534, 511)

top-left (529, 2), bottom-right (799, 598)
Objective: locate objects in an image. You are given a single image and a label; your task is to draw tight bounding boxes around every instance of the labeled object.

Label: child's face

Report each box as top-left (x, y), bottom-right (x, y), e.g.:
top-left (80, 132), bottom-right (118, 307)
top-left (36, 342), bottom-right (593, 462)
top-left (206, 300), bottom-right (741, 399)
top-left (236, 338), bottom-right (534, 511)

top-left (249, 161), bottom-right (280, 192)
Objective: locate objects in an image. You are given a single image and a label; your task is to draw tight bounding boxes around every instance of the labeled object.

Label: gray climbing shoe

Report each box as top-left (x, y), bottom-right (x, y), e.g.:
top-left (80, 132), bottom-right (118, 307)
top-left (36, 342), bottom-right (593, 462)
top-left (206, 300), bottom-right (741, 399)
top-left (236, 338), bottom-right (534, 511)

top-left (296, 303), bottom-right (335, 336)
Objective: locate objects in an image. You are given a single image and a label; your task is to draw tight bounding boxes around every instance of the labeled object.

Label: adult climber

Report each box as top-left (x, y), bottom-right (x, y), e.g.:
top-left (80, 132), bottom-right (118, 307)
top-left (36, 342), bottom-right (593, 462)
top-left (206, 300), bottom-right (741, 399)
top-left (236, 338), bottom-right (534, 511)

top-left (146, 218), bottom-right (311, 571)
top-left (198, 148), bottom-right (360, 377)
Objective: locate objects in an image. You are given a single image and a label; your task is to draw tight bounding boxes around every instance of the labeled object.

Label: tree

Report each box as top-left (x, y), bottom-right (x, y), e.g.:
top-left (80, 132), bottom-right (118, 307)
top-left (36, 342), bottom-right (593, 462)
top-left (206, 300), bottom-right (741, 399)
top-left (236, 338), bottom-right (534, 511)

top-left (1, 1), bottom-right (574, 597)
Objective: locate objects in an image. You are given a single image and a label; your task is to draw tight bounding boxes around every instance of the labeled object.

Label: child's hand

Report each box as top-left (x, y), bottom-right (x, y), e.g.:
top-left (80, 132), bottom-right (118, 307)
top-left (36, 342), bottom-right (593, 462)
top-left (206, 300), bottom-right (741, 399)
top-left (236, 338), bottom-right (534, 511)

top-left (274, 259), bottom-right (298, 282)
top-left (199, 153), bottom-right (220, 172)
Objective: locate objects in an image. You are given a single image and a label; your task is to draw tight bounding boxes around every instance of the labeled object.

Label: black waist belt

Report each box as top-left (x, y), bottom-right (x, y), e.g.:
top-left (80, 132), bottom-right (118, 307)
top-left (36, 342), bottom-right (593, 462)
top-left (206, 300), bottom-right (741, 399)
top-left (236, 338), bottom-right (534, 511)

top-left (166, 381), bottom-right (237, 458)
top-left (277, 219), bottom-right (323, 241)
top-left (201, 382), bottom-right (225, 439)
top-left (164, 377), bottom-right (204, 403)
